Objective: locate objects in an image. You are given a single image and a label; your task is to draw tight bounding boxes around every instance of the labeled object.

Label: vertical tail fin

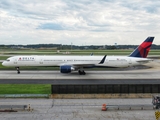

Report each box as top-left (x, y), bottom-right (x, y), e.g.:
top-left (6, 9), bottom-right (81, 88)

top-left (129, 37), bottom-right (154, 58)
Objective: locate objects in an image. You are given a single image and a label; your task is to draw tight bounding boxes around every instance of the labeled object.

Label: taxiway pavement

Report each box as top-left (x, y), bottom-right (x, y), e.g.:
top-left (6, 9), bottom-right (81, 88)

top-left (0, 69), bottom-right (160, 79)
top-left (0, 98), bottom-right (156, 120)
top-left (0, 59), bottom-right (159, 120)
top-left (0, 60), bottom-right (160, 84)
top-left (0, 69), bottom-right (159, 84)
top-left (0, 60), bottom-right (159, 80)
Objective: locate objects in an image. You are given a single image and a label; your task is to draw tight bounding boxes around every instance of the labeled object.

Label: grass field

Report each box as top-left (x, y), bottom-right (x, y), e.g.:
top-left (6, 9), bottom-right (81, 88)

top-left (0, 84), bottom-right (51, 94)
top-left (1, 49), bottom-right (160, 56)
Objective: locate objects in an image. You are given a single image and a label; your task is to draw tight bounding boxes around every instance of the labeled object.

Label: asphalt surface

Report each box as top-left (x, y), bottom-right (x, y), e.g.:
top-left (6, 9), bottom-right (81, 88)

top-left (0, 60), bottom-right (159, 119)
top-left (0, 77), bottom-right (160, 84)
top-left (0, 69), bottom-right (160, 84)
top-left (0, 98), bottom-right (156, 120)
top-left (0, 60), bottom-right (159, 85)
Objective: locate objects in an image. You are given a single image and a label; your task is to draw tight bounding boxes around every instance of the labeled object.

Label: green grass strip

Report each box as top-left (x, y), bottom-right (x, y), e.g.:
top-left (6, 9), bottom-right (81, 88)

top-left (0, 84), bottom-right (51, 94)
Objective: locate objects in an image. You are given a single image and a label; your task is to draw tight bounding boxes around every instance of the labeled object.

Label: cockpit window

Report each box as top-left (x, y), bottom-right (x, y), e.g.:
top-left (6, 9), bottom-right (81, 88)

top-left (6, 59), bottom-right (10, 62)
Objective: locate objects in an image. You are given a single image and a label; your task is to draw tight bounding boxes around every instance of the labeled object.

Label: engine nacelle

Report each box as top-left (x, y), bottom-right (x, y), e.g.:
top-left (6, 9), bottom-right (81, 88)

top-left (60, 65), bottom-right (74, 73)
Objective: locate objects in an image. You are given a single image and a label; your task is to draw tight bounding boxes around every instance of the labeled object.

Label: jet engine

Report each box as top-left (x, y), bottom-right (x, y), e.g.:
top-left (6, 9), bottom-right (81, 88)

top-left (60, 65), bottom-right (75, 73)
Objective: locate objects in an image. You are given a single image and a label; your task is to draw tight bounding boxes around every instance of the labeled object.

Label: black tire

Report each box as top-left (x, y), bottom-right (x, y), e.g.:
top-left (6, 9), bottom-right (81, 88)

top-left (78, 70), bottom-right (86, 75)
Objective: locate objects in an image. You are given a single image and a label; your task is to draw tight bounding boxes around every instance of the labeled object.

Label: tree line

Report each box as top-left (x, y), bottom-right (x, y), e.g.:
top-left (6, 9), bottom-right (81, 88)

top-left (0, 44), bottom-right (160, 50)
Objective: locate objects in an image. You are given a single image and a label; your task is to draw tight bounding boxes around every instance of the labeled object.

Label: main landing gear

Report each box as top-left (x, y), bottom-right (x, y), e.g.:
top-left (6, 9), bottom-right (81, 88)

top-left (16, 67), bottom-right (20, 74)
top-left (78, 70), bottom-right (86, 75)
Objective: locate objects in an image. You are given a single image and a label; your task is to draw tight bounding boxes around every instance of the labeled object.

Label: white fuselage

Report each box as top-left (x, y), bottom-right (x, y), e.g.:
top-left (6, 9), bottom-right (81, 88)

top-left (2, 36), bottom-right (154, 74)
top-left (2, 55), bottom-right (149, 68)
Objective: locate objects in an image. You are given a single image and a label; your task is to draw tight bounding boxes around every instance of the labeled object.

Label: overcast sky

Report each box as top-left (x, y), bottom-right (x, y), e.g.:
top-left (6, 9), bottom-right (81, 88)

top-left (0, 0), bottom-right (160, 45)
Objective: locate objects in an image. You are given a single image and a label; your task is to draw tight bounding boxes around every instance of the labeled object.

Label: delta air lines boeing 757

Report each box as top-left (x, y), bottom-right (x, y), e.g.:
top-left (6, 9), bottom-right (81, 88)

top-left (2, 37), bottom-right (154, 75)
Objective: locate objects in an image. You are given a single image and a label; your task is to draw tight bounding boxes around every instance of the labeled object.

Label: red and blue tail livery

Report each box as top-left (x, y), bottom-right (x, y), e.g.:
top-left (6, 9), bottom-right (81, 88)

top-left (129, 37), bottom-right (154, 58)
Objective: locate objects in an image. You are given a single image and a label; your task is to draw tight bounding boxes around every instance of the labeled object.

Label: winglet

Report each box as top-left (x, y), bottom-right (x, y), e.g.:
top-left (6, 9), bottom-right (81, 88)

top-left (90, 53), bottom-right (93, 56)
top-left (99, 55), bottom-right (106, 64)
top-left (129, 37), bottom-right (154, 58)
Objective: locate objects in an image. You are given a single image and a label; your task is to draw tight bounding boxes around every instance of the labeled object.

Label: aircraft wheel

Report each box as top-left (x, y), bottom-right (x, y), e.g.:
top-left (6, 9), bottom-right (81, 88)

top-left (16, 67), bottom-right (20, 74)
top-left (82, 71), bottom-right (86, 75)
top-left (78, 70), bottom-right (86, 75)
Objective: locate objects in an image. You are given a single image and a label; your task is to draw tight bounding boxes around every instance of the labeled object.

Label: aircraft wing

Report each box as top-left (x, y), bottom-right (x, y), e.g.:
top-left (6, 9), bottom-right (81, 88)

top-left (59, 55), bottom-right (106, 68)
top-left (67, 63), bottom-right (95, 67)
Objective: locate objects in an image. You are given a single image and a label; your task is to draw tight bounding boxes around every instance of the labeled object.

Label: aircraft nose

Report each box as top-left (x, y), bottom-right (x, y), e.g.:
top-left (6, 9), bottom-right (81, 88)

top-left (2, 61), bottom-right (6, 66)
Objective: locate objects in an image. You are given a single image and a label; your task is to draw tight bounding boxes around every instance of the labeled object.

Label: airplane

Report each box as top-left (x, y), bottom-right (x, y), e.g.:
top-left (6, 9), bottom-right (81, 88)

top-left (2, 37), bottom-right (154, 75)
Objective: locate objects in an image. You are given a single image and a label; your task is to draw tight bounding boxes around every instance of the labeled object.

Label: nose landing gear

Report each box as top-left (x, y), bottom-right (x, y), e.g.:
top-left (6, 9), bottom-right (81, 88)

top-left (16, 67), bottom-right (20, 74)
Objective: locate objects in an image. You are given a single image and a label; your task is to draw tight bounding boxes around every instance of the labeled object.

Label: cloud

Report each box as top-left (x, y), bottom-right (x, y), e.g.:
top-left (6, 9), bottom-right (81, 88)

top-left (0, 0), bottom-right (160, 45)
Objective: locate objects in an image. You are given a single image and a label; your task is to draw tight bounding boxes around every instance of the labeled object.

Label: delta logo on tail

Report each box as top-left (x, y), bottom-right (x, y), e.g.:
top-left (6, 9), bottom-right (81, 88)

top-left (129, 37), bottom-right (154, 58)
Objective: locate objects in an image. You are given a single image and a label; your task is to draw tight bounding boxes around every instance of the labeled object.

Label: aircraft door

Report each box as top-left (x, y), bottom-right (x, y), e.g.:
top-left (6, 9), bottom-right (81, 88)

top-left (128, 59), bottom-right (132, 66)
top-left (39, 58), bottom-right (43, 64)
top-left (14, 58), bottom-right (17, 64)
